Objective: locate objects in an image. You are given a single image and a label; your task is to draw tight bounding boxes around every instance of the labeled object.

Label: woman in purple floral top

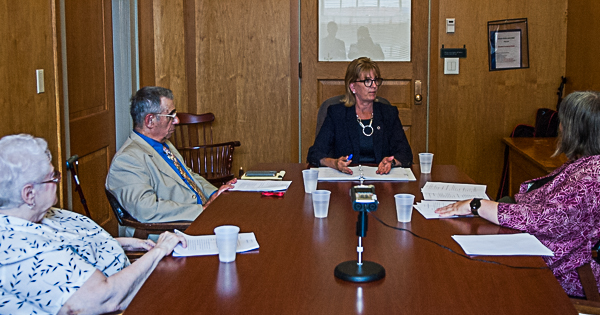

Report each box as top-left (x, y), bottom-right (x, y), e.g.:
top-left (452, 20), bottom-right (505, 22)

top-left (436, 91), bottom-right (600, 297)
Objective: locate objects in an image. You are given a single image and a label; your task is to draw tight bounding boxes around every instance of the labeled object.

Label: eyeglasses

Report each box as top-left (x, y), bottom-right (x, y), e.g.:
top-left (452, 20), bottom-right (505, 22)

top-left (154, 112), bottom-right (177, 120)
top-left (355, 78), bottom-right (383, 87)
top-left (39, 170), bottom-right (61, 185)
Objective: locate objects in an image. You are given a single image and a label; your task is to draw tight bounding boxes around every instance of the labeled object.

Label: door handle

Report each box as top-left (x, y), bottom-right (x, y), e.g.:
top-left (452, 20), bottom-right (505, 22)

top-left (415, 80), bottom-right (422, 104)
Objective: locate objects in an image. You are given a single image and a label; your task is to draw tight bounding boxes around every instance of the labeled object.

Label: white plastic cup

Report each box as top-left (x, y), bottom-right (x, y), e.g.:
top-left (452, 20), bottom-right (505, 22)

top-left (312, 190), bottom-right (331, 218)
top-left (302, 169), bottom-right (319, 193)
top-left (395, 194), bottom-right (415, 222)
top-left (214, 225), bottom-right (240, 263)
top-left (419, 153), bottom-right (434, 174)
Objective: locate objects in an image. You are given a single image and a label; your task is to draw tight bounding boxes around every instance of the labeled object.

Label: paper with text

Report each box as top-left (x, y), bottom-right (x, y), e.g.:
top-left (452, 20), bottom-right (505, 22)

top-left (317, 166), bottom-right (416, 181)
top-left (421, 182), bottom-right (488, 200)
top-left (229, 179), bottom-right (292, 192)
top-left (414, 200), bottom-right (460, 219)
top-left (173, 231), bottom-right (260, 257)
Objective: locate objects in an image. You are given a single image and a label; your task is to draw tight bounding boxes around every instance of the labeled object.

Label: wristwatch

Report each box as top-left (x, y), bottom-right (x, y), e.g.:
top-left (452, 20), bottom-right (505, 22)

top-left (470, 198), bottom-right (482, 216)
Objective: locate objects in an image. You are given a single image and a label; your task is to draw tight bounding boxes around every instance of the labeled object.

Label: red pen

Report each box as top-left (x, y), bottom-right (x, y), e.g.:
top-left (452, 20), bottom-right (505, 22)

top-left (261, 191), bottom-right (285, 197)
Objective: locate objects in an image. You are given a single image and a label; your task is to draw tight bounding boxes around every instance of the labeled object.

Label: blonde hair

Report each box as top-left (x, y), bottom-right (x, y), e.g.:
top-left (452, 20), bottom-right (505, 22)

top-left (341, 57), bottom-right (381, 107)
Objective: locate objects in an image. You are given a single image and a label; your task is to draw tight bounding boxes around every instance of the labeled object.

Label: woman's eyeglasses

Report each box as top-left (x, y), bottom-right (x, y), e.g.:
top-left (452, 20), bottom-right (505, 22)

top-left (39, 170), bottom-right (61, 185)
top-left (355, 78), bottom-right (383, 87)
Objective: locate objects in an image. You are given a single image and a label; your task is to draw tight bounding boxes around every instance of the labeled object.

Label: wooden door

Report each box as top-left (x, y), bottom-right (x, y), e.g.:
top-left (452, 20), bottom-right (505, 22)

top-left (300, 0), bottom-right (429, 163)
top-left (64, 0), bottom-right (117, 234)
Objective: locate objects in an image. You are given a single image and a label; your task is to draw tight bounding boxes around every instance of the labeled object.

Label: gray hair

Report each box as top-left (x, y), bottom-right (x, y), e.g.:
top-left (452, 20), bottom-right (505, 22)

top-left (130, 86), bottom-right (174, 129)
top-left (556, 91), bottom-right (600, 160)
top-left (0, 134), bottom-right (52, 209)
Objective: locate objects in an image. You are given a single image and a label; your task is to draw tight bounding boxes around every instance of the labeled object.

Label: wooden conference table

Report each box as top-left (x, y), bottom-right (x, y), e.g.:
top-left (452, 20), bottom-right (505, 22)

top-left (125, 164), bottom-right (576, 314)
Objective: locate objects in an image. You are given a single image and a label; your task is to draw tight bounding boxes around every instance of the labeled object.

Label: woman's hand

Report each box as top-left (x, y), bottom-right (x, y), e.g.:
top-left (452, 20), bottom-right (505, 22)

top-left (152, 231), bottom-right (187, 257)
top-left (334, 156), bottom-right (353, 174)
top-left (435, 200), bottom-right (472, 217)
top-left (117, 237), bottom-right (156, 251)
top-left (320, 156), bottom-right (353, 174)
top-left (376, 156), bottom-right (396, 174)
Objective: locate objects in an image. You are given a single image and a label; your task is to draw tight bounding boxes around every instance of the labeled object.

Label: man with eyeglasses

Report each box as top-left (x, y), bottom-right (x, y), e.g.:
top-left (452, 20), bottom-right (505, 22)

top-left (106, 86), bottom-right (235, 238)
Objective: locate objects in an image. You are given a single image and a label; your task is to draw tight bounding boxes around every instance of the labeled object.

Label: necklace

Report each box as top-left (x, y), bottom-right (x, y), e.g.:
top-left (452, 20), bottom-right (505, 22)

top-left (356, 113), bottom-right (374, 137)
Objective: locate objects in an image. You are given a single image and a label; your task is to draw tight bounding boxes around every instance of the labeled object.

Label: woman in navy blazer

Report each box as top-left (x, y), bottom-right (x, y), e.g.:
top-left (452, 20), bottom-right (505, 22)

top-left (307, 57), bottom-right (413, 174)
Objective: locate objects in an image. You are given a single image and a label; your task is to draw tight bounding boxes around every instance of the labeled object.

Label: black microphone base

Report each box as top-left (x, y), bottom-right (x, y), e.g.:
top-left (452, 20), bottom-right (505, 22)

top-left (334, 260), bottom-right (385, 283)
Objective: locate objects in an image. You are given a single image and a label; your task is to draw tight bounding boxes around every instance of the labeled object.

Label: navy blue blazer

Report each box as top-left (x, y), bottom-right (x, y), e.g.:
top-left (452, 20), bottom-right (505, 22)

top-left (307, 101), bottom-right (413, 167)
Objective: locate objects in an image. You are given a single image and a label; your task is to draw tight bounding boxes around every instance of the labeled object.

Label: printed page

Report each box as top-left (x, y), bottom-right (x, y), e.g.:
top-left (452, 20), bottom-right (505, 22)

top-left (421, 182), bottom-right (488, 200)
top-left (229, 179), bottom-right (292, 192)
top-left (172, 231), bottom-right (260, 257)
top-left (317, 166), bottom-right (416, 181)
top-left (413, 200), bottom-right (461, 219)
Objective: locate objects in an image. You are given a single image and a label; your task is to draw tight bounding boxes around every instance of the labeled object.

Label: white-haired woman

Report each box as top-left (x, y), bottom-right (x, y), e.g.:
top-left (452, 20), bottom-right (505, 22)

top-left (436, 91), bottom-right (600, 297)
top-left (0, 134), bottom-right (187, 314)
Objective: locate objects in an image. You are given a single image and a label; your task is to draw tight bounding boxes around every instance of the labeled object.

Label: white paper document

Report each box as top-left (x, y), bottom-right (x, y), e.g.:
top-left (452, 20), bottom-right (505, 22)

top-left (421, 182), bottom-right (489, 201)
top-left (172, 231), bottom-right (260, 257)
top-left (414, 200), bottom-right (461, 219)
top-left (229, 179), bottom-right (292, 192)
top-left (451, 233), bottom-right (554, 256)
top-left (317, 166), bottom-right (416, 181)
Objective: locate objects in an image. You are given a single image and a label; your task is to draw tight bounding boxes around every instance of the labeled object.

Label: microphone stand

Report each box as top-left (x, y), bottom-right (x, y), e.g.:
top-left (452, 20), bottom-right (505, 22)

top-left (334, 168), bottom-right (385, 282)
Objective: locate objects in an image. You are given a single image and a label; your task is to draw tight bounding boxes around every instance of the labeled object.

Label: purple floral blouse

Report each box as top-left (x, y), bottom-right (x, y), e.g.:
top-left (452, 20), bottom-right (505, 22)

top-left (497, 155), bottom-right (600, 297)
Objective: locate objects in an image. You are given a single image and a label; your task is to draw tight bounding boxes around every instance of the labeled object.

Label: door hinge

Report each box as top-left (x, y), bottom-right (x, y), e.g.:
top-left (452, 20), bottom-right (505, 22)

top-left (298, 62), bottom-right (302, 79)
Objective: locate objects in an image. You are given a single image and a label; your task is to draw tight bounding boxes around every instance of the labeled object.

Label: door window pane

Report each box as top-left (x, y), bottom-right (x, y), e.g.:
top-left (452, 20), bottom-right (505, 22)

top-left (319, 0), bottom-right (411, 61)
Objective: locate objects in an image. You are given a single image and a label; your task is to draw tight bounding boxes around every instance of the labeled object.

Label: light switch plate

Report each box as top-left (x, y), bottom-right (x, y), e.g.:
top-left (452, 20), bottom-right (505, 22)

top-left (444, 58), bottom-right (459, 74)
top-left (446, 18), bottom-right (455, 33)
top-left (36, 69), bottom-right (45, 94)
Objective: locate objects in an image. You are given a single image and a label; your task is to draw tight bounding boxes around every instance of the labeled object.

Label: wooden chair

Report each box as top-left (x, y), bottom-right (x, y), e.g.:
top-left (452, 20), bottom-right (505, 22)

top-left (105, 189), bottom-right (191, 240)
top-left (571, 262), bottom-right (600, 314)
top-left (171, 112), bottom-right (241, 187)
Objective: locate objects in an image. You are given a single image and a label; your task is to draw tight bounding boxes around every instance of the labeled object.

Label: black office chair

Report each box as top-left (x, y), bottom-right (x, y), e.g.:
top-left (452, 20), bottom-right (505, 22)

top-left (315, 95), bottom-right (392, 137)
top-left (105, 189), bottom-right (192, 240)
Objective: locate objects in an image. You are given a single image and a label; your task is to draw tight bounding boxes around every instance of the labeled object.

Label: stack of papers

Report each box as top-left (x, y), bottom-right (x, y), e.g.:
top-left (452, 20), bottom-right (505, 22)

top-left (414, 182), bottom-right (489, 219)
top-left (317, 166), bottom-right (416, 181)
top-left (173, 231), bottom-right (260, 257)
top-left (229, 179), bottom-right (292, 192)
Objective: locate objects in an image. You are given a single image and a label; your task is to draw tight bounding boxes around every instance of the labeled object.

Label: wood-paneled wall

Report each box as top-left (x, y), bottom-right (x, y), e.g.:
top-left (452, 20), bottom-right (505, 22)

top-left (431, 0), bottom-right (568, 196)
top-left (140, 0), bottom-right (297, 173)
top-left (0, 1), bottom-right (64, 205)
top-left (565, 0), bottom-right (600, 93)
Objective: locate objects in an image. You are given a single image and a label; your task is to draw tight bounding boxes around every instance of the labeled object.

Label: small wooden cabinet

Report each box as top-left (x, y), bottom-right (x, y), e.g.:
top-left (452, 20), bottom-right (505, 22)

top-left (502, 137), bottom-right (567, 196)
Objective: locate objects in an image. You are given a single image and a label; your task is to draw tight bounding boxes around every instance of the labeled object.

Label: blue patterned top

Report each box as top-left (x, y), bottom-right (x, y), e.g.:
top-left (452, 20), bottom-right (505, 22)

top-left (0, 208), bottom-right (129, 314)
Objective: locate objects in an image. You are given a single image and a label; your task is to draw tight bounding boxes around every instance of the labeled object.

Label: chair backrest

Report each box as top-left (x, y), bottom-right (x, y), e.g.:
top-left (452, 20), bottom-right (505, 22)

top-left (315, 95), bottom-right (392, 138)
top-left (172, 112), bottom-right (241, 187)
top-left (171, 112), bottom-right (215, 148)
top-left (105, 189), bottom-right (192, 239)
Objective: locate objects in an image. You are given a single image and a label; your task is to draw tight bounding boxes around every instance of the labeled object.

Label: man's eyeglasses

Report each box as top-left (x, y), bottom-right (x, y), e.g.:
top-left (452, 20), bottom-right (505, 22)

top-left (355, 78), bottom-right (383, 87)
top-left (154, 112), bottom-right (177, 120)
top-left (39, 170), bottom-right (61, 185)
